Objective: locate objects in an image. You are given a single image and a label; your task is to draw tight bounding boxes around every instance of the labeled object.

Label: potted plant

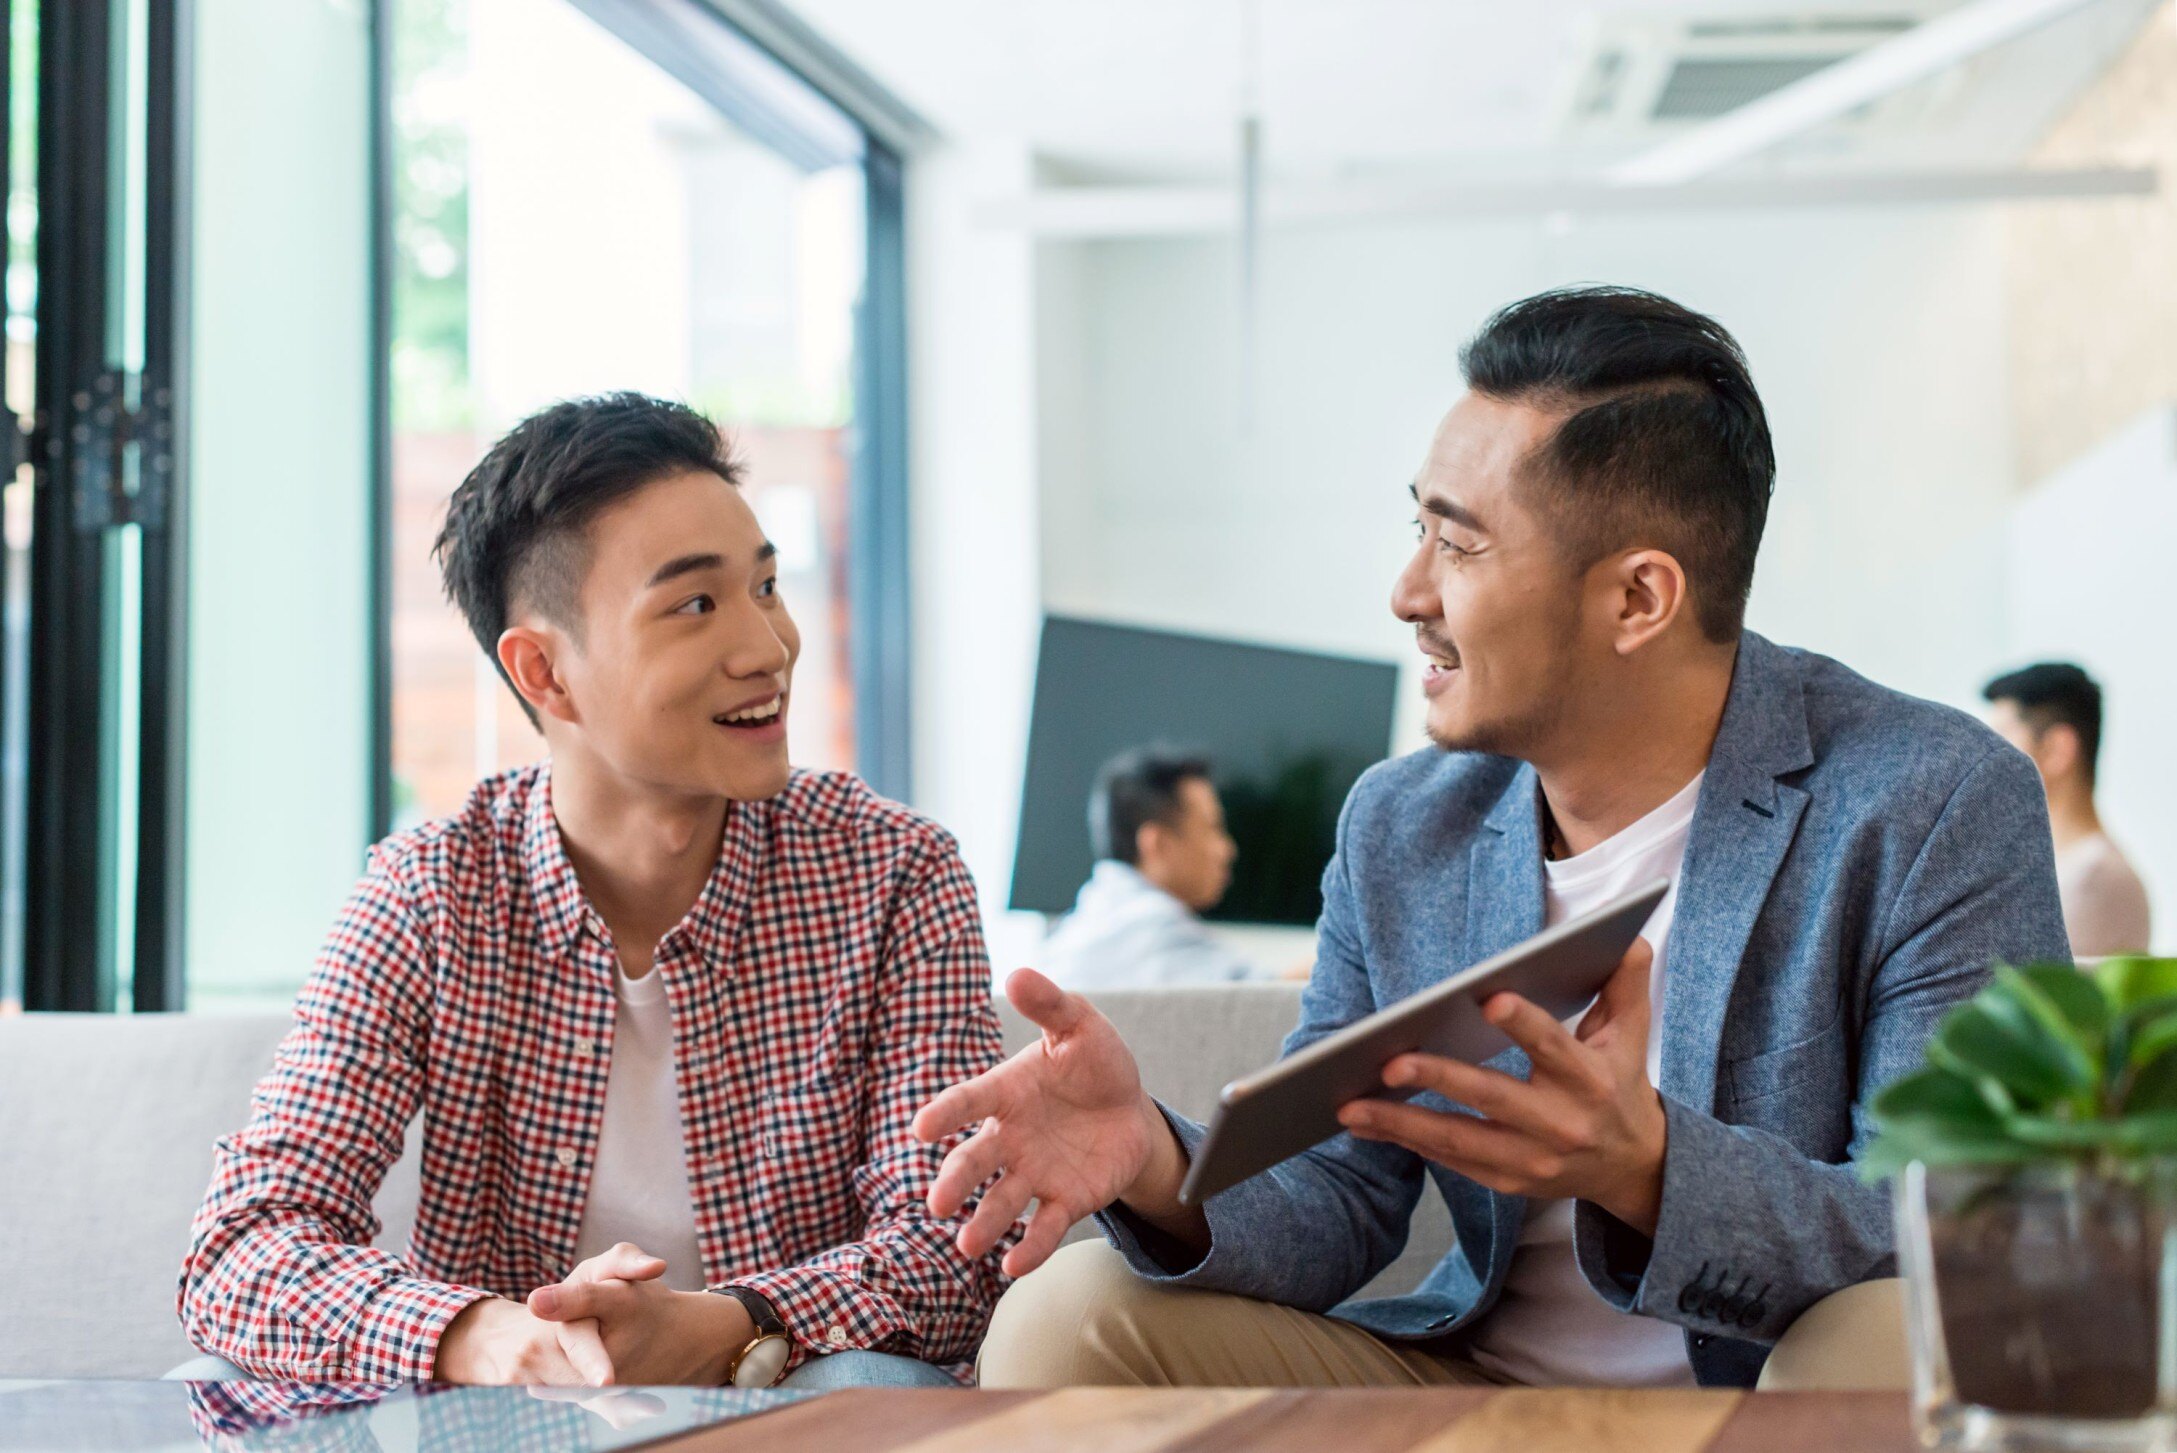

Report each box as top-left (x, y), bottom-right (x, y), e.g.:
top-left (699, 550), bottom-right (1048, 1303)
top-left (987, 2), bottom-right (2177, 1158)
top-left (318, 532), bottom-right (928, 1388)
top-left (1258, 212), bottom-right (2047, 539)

top-left (1868, 957), bottom-right (2177, 1452)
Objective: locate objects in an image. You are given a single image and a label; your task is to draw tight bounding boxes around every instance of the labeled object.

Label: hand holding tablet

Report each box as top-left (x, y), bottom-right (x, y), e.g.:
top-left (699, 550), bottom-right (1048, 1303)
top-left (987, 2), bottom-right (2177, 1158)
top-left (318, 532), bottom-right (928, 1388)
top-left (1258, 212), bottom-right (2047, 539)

top-left (1178, 880), bottom-right (1669, 1206)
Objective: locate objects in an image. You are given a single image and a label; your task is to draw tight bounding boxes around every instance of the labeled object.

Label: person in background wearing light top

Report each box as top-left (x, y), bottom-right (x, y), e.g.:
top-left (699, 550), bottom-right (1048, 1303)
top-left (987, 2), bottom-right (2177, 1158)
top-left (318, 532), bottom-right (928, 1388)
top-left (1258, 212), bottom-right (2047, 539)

top-left (177, 395), bottom-right (1012, 1391)
top-left (918, 287), bottom-right (2069, 1392)
top-left (1984, 662), bottom-right (2152, 957)
top-left (1039, 748), bottom-right (1262, 989)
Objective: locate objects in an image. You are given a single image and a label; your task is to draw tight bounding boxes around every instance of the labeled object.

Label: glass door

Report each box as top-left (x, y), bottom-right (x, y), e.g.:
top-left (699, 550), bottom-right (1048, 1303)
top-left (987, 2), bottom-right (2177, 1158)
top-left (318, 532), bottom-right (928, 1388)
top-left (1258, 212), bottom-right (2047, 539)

top-left (11, 0), bottom-right (186, 1012)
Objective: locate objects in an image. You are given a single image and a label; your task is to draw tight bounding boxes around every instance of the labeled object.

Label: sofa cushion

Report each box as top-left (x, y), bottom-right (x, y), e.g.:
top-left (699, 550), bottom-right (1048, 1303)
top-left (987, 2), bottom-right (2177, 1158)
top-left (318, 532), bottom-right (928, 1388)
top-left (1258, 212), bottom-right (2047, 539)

top-left (0, 1014), bottom-right (420, 1380)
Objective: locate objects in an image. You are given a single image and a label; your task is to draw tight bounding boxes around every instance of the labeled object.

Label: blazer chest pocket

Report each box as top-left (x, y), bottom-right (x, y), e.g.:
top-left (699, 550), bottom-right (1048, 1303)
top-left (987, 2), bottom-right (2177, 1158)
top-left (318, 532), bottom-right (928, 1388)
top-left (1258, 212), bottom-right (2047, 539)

top-left (1724, 1022), bottom-right (1846, 1130)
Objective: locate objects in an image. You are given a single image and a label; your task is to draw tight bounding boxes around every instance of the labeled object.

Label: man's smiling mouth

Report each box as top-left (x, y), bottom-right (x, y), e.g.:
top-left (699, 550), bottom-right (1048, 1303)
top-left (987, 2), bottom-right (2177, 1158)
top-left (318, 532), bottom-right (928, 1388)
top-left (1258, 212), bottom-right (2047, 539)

top-left (714, 695), bottom-right (784, 729)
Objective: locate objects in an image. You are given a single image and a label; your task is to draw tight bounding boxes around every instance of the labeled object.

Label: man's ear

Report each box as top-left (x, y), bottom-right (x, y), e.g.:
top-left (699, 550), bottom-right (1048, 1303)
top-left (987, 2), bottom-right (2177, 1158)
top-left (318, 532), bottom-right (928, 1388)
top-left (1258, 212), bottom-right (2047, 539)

top-left (496, 624), bottom-right (578, 728)
top-left (2039, 722), bottom-right (2083, 782)
top-left (1134, 820), bottom-right (1168, 869)
top-left (1601, 548), bottom-right (1690, 657)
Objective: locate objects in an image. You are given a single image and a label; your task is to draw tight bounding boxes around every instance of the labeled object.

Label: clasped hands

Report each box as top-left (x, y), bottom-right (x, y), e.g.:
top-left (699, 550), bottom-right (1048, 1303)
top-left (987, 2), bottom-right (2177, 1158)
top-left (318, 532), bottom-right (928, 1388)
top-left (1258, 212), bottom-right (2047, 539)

top-left (433, 1242), bottom-right (751, 1387)
top-left (916, 938), bottom-right (1668, 1282)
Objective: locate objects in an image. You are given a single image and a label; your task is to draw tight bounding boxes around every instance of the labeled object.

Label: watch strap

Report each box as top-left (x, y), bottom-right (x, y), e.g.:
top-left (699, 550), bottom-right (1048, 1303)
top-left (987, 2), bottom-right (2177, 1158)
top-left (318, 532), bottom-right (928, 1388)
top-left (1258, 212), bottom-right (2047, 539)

top-left (714, 1285), bottom-right (787, 1339)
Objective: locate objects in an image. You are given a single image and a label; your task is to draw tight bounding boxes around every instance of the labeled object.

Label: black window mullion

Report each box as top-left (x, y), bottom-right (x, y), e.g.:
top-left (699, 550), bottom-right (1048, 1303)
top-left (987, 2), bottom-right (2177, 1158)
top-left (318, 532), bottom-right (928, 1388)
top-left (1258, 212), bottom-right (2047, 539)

top-left (25, 0), bottom-right (115, 1011)
top-left (130, 0), bottom-right (187, 1012)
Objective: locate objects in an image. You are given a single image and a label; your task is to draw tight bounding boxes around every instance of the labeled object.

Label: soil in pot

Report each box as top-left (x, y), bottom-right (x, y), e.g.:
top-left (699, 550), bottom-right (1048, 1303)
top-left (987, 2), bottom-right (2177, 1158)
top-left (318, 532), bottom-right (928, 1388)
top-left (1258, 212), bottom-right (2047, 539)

top-left (1930, 1170), bottom-right (2164, 1418)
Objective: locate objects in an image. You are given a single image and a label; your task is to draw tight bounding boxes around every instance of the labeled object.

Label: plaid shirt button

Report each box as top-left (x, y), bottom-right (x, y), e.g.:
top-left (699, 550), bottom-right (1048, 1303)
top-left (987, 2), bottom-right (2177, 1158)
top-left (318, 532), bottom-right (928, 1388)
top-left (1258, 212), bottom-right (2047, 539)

top-left (574, 1038), bottom-right (596, 1056)
top-left (554, 1148), bottom-right (578, 1168)
top-left (826, 1326), bottom-right (849, 1348)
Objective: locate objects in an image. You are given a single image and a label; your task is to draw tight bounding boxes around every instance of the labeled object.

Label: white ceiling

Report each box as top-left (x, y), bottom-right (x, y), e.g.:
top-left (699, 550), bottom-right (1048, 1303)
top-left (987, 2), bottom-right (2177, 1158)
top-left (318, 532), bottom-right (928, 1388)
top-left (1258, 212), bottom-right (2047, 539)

top-left (784, 0), bottom-right (2164, 181)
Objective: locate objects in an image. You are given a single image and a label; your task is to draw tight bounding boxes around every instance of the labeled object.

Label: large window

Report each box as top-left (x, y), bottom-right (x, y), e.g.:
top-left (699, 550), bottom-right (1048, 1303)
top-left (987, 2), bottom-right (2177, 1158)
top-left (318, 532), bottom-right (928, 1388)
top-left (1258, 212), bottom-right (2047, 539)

top-left (386, 0), bottom-right (904, 832)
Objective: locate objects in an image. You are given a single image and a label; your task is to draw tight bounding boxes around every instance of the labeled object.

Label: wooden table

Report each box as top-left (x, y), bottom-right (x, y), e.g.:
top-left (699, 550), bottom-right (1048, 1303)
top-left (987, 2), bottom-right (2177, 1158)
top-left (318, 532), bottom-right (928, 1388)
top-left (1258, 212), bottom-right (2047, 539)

top-left (656, 1387), bottom-right (1919, 1452)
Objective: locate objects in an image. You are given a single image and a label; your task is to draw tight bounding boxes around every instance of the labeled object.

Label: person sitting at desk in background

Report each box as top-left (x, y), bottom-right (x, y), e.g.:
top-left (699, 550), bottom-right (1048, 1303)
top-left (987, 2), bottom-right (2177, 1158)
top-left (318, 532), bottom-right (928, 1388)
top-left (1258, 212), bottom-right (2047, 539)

top-left (1040, 747), bottom-right (1264, 989)
top-left (177, 394), bottom-right (1013, 1390)
top-left (1984, 661), bottom-right (2152, 957)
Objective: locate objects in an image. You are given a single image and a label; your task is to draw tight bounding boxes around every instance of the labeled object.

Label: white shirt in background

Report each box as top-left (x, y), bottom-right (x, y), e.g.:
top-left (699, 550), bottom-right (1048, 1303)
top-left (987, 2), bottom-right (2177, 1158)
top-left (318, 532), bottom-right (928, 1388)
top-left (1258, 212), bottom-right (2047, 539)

top-left (1041, 861), bottom-right (1258, 990)
top-left (2057, 832), bottom-right (2152, 959)
top-left (571, 960), bottom-right (707, 1291)
top-left (1464, 772), bottom-right (1704, 1388)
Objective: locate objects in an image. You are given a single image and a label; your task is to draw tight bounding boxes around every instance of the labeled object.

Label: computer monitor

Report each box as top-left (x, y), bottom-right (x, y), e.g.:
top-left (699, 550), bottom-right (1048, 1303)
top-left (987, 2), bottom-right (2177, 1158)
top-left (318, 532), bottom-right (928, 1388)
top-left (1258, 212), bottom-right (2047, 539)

top-left (1009, 616), bottom-right (1400, 927)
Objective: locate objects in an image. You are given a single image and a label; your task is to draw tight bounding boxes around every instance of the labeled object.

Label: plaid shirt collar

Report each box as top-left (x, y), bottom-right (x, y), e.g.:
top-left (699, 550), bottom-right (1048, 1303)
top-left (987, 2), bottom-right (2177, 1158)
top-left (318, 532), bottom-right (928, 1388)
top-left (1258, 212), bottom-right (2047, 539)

top-left (518, 760), bottom-right (769, 972)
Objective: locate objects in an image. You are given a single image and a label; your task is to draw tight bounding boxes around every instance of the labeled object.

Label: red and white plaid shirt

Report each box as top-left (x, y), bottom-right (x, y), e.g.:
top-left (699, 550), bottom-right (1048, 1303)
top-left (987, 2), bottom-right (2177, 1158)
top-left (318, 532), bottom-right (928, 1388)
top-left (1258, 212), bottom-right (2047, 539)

top-left (179, 763), bottom-right (1013, 1383)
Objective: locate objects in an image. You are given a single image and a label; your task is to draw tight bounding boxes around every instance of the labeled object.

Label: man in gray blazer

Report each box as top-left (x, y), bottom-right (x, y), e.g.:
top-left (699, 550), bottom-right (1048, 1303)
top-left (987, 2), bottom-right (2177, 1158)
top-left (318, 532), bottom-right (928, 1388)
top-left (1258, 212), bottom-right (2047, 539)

top-left (916, 287), bottom-right (2069, 1389)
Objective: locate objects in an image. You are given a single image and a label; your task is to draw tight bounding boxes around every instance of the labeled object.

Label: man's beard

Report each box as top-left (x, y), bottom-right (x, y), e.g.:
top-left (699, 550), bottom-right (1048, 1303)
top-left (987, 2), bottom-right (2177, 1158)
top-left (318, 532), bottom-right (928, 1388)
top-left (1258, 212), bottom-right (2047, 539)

top-left (1422, 657), bottom-right (1578, 761)
top-left (1425, 698), bottom-right (1563, 759)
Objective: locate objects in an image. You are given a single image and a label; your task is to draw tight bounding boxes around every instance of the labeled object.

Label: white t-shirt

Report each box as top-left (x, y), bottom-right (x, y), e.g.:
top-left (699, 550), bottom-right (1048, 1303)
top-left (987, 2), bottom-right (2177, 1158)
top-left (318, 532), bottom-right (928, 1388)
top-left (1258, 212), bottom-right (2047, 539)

top-left (2056, 832), bottom-right (2152, 959)
top-left (571, 961), bottom-right (707, 1291)
top-left (1464, 773), bottom-right (1703, 1388)
top-left (1041, 861), bottom-right (1258, 989)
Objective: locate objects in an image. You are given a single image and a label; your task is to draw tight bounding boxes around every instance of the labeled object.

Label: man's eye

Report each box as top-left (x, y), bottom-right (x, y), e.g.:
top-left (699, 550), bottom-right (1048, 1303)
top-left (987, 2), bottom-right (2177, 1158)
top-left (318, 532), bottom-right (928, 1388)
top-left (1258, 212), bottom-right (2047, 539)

top-left (757, 577), bottom-right (780, 600)
top-left (1439, 538), bottom-right (1473, 558)
top-left (674, 595), bottom-right (715, 615)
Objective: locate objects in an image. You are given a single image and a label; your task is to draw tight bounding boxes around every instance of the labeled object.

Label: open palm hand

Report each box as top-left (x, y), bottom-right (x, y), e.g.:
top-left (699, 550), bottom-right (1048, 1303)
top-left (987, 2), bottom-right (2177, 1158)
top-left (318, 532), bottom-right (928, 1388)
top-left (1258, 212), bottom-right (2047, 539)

top-left (914, 968), bottom-right (1161, 1277)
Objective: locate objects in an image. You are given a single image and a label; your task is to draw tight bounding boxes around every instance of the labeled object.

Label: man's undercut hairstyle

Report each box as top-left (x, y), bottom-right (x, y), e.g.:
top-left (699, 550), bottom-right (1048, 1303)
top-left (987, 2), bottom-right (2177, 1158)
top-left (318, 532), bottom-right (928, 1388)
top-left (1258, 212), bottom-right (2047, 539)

top-left (1090, 747), bottom-right (1213, 866)
top-left (1984, 662), bottom-right (2105, 785)
top-left (1459, 285), bottom-right (1776, 642)
top-left (434, 392), bottom-right (743, 727)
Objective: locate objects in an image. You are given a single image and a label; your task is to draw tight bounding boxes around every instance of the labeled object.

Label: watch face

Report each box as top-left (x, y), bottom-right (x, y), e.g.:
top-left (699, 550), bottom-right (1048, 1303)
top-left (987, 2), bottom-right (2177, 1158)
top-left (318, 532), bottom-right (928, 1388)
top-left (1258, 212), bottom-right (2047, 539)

top-left (733, 1334), bottom-right (791, 1390)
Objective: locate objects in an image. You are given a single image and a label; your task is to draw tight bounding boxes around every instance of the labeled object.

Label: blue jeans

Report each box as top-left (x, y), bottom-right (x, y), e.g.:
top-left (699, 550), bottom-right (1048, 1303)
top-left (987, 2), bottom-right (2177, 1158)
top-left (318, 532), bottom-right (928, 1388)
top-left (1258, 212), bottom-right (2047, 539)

top-left (165, 1349), bottom-right (957, 1390)
top-left (779, 1351), bottom-right (958, 1390)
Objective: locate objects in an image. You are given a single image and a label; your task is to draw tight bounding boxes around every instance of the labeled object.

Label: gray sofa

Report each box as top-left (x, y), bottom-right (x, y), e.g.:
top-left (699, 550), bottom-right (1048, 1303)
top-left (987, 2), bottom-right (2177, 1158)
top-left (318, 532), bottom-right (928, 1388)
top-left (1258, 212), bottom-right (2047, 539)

top-left (0, 987), bottom-right (1449, 1379)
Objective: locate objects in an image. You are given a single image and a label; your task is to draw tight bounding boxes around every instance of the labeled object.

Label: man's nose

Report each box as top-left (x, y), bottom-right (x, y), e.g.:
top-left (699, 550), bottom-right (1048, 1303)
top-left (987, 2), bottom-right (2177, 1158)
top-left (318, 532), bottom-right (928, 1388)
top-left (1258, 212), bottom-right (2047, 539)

top-left (1391, 549), bottom-right (1439, 624)
top-left (724, 602), bottom-right (792, 677)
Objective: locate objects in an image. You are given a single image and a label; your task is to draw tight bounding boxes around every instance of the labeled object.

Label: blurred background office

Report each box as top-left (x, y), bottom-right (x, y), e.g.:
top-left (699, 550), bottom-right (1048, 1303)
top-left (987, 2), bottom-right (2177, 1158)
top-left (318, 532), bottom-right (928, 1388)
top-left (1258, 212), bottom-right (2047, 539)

top-left (1, 0), bottom-right (2170, 1015)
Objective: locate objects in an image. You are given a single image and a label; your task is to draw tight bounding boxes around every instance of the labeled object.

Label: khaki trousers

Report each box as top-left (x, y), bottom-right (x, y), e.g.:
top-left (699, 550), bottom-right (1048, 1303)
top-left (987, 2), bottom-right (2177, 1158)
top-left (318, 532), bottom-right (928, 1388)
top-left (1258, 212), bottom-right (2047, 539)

top-left (977, 1242), bottom-right (1908, 1393)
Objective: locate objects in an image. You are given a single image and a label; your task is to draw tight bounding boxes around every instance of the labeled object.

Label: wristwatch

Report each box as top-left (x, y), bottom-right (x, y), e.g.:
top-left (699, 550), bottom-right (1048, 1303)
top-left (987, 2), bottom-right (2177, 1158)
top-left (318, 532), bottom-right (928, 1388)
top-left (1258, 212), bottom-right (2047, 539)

top-left (712, 1286), bottom-right (792, 1389)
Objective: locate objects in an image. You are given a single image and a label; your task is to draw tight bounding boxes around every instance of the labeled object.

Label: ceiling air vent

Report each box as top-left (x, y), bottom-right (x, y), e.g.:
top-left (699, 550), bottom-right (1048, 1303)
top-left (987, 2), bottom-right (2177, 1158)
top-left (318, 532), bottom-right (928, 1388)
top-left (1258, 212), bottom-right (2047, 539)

top-left (1556, 10), bottom-right (1951, 137)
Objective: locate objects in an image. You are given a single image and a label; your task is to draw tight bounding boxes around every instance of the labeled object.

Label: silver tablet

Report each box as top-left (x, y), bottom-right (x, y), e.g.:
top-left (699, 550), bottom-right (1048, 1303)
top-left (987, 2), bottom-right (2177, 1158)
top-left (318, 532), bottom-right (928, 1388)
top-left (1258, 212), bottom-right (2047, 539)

top-left (1177, 878), bottom-right (1669, 1207)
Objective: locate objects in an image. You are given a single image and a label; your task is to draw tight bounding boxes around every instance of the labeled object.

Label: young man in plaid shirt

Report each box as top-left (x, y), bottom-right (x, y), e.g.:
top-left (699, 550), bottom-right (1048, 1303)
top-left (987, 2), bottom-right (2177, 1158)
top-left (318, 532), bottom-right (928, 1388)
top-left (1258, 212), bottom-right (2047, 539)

top-left (178, 394), bottom-right (1012, 1389)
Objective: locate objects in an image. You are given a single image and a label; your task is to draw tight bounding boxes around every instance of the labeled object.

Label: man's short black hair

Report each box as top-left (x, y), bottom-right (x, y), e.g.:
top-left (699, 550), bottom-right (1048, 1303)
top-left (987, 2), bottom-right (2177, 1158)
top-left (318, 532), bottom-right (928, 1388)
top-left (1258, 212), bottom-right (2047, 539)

top-left (434, 392), bottom-right (743, 727)
top-left (1090, 747), bottom-right (1213, 865)
top-left (1984, 662), bottom-right (2105, 784)
top-left (1459, 285), bottom-right (1776, 642)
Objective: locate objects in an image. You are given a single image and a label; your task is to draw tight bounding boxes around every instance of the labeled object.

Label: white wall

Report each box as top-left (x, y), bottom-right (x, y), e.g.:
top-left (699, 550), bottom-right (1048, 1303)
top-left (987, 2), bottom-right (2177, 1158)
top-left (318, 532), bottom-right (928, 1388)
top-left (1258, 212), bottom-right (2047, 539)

top-left (186, 0), bottom-right (373, 1007)
top-left (904, 145), bottom-right (1047, 971)
top-left (2001, 407), bottom-right (2177, 951)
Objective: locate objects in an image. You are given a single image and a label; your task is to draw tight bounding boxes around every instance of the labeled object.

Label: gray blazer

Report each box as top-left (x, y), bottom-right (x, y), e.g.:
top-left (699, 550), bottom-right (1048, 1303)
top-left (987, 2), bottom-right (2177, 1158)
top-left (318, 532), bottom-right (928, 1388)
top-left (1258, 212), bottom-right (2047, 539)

top-left (1098, 632), bottom-right (2069, 1386)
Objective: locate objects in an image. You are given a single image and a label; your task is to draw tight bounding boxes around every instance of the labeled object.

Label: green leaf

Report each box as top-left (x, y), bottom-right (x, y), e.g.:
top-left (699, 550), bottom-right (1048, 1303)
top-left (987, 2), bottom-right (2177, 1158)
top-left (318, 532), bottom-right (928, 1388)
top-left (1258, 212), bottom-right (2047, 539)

top-left (1934, 1001), bottom-right (2087, 1108)
top-left (2003, 1113), bottom-right (2129, 1150)
top-left (1873, 1067), bottom-right (2005, 1134)
top-left (2117, 1111), bottom-right (2177, 1154)
top-left (1858, 1125), bottom-right (2042, 1184)
top-left (1988, 965), bottom-right (2102, 1091)
top-left (2094, 957), bottom-right (2177, 1013)
top-left (2012, 963), bottom-right (2110, 1044)
top-left (2127, 1009), bottom-right (2177, 1075)
top-left (2128, 1048), bottom-right (2177, 1114)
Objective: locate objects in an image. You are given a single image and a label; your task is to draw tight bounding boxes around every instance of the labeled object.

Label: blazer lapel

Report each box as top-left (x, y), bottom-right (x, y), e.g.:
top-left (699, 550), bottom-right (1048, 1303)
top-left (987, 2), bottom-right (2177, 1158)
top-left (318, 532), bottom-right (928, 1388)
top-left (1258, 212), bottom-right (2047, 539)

top-left (1463, 765), bottom-right (1547, 1270)
top-left (1465, 763), bottom-right (1546, 968)
top-left (1658, 634), bottom-right (1814, 1115)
